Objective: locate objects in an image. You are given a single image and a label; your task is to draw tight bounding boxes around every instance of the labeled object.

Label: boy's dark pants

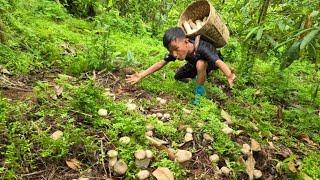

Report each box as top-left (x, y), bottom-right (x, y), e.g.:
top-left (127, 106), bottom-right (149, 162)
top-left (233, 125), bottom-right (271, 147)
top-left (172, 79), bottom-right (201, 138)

top-left (174, 61), bottom-right (217, 82)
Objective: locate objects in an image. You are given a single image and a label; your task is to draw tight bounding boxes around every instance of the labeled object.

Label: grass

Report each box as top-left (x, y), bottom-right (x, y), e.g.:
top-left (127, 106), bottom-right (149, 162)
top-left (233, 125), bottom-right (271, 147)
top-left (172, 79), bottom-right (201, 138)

top-left (0, 0), bottom-right (319, 179)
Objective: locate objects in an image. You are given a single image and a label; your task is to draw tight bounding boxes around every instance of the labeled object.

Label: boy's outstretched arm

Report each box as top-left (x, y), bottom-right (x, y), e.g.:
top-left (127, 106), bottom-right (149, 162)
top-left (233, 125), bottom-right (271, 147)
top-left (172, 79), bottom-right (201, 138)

top-left (126, 60), bottom-right (168, 85)
top-left (215, 59), bottom-right (236, 88)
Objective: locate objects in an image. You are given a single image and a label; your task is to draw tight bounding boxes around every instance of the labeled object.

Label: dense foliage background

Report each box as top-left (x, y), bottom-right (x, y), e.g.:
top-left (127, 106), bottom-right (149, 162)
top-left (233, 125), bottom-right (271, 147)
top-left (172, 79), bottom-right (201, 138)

top-left (0, 0), bottom-right (319, 179)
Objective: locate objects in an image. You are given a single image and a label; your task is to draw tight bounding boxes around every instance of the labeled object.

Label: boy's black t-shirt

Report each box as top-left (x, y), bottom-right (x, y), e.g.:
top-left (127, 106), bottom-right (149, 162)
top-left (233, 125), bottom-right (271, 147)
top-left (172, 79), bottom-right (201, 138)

top-left (164, 39), bottom-right (220, 65)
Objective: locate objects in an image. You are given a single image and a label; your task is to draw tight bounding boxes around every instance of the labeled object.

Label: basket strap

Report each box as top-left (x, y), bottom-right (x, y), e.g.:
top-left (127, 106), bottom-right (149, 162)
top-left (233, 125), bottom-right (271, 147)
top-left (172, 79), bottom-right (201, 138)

top-left (194, 35), bottom-right (201, 55)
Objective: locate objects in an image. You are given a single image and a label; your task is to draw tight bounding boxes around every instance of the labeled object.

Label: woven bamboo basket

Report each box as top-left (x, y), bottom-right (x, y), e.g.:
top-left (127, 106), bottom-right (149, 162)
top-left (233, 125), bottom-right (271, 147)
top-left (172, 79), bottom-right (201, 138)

top-left (178, 0), bottom-right (230, 48)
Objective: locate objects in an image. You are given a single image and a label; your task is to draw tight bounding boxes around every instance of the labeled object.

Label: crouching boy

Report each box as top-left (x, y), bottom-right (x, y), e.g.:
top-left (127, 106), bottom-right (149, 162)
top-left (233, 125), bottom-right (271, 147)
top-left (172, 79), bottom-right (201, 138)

top-left (126, 27), bottom-right (236, 104)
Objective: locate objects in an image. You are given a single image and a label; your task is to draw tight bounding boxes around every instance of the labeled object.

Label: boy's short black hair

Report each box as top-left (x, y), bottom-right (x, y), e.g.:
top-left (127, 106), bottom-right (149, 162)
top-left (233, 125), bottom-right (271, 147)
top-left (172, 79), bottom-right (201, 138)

top-left (163, 27), bottom-right (186, 50)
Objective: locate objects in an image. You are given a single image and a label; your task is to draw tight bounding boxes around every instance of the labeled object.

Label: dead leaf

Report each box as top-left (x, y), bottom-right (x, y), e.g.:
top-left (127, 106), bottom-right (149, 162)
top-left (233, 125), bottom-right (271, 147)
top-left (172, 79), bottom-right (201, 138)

top-left (66, 158), bottom-right (81, 170)
top-left (221, 109), bottom-right (232, 124)
top-left (145, 136), bottom-right (169, 147)
top-left (245, 152), bottom-right (256, 180)
top-left (152, 167), bottom-right (174, 180)
top-left (299, 133), bottom-right (319, 148)
top-left (251, 139), bottom-right (261, 151)
top-left (276, 147), bottom-right (292, 158)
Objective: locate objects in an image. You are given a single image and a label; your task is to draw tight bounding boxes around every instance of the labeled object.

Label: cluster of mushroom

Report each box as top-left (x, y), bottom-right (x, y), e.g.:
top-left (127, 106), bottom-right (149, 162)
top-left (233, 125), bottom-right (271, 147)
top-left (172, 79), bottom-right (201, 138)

top-left (184, 127), bottom-right (193, 142)
top-left (134, 149), bottom-right (154, 179)
top-left (183, 17), bottom-right (208, 35)
top-left (208, 154), bottom-right (232, 176)
top-left (107, 150), bottom-right (128, 175)
top-left (241, 139), bottom-right (263, 179)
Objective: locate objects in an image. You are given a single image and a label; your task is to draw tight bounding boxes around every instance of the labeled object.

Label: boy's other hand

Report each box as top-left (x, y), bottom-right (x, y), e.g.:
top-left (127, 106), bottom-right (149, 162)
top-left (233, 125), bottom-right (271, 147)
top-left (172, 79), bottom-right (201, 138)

top-left (227, 73), bottom-right (236, 88)
top-left (126, 73), bottom-right (141, 85)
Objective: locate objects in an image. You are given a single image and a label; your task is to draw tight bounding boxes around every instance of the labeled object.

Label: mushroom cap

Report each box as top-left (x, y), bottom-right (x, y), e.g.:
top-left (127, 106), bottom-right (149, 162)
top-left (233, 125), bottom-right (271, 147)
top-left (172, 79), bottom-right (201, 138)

top-left (107, 150), bottom-right (118, 158)
top-left (175, 150), bottom-right (192, 163)
top-left (145, 150), bottom-right (153, 159)
top-left (222, 127), bottom-right (233, 135)
top-left (184, 133), bottom-right (193, 142)
top-left (163, 113), bottom-right (170, 119)
top-left (156, 113), bottom-right (163, 118)
top-left (241, 143), bottom-right (251, 154)
top-left (186, 127), bottom-right (193, 133)
top-left (221, 166), bottom-right (231, 174)
top-left (98, 109), bottom-right (108, 116)
top-left (113, 160), bottom-right (128, 175)
top-left (137, 170), bottom-right (150, 180)
top-left (119, 136), bottom-right (131, 144)
top-left (209, 154), bottom-right (220, 163)
top-left (135, 149), bottom-right (146, 160)
top-left (253, 169), bottom-right (262, 179)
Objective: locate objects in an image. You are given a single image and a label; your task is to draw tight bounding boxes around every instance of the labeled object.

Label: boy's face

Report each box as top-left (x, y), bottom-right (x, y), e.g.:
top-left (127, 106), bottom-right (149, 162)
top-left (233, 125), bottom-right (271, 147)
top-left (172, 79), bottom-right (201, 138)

top-left (168, 38), bottom-right (189, 60)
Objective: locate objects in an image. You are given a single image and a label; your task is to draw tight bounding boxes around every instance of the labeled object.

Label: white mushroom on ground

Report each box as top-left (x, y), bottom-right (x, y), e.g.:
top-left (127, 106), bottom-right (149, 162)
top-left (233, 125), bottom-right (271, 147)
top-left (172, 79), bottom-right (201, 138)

top-left (156, 113), bottom-right (163, 119)
top-left (107, 150), bottom-right (118, 158)
top-left (175, 149), bottom-right (192, 163)
top-left (156, 97), bottom-right (167, 104)
top-left (98, 109), bottom-right (108, 117)
top-left (107, 150), bottom-right (118, 167)
top-left (186, 127), bottom-right (193, 133)
top-left (135, 150), bottom-right (146, 160)
top-left (241, 143), bottom-right (251, 155)
top-left (137, 170), bottom-right (150, 180)
top-left (222, 127), bottom-right (233, 135)
top-left (184, 133), bottom-right (193, 142)
top-left (209, 154), bottom-right (220, 164)
top-left (162, 113), bottom-right (171, 120)
top-left (135, 149), bottom-right (152, 169)
top-left (253, 169), bottom-right (262, 179)
top-left (51, 130), bottom-right (63, 140)
top-left (113, 160), bottom-right (128, 175)
top-left (126, 101), bottom-right (137, 111)
top-left (145, 150), bottom-right (153, 159)
top-left (221, 166), bottom-right (231, 175)
top-left (119, 136), bottom-right (130, 144)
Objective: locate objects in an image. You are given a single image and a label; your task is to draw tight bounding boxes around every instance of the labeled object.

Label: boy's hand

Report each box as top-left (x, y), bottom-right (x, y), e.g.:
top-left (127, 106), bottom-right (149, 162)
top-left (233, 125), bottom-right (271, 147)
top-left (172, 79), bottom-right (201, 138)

top-left (126, 73), bottom-right (142, 85)
top-left (227, 73), bottom-right (236, 88)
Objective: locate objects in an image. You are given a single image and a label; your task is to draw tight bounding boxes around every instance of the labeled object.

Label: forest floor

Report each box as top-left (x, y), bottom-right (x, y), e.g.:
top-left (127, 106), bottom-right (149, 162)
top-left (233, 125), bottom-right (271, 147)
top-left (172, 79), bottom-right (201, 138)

top-left (1, 66), bottom-right (319, 179)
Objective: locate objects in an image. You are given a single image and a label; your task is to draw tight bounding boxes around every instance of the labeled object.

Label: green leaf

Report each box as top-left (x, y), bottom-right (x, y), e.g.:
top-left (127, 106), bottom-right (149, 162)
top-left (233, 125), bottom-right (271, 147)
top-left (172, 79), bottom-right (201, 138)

top-left (280, 41), bottom-right (301, 70)
top-left (256, 28), bottom-right (264, 41)
top-left (312, 84), bottom-right (319, 100)
top-left (244, 27), bottom-right (259, 41)
top-left (300, 29), bottom-right (320, 50)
